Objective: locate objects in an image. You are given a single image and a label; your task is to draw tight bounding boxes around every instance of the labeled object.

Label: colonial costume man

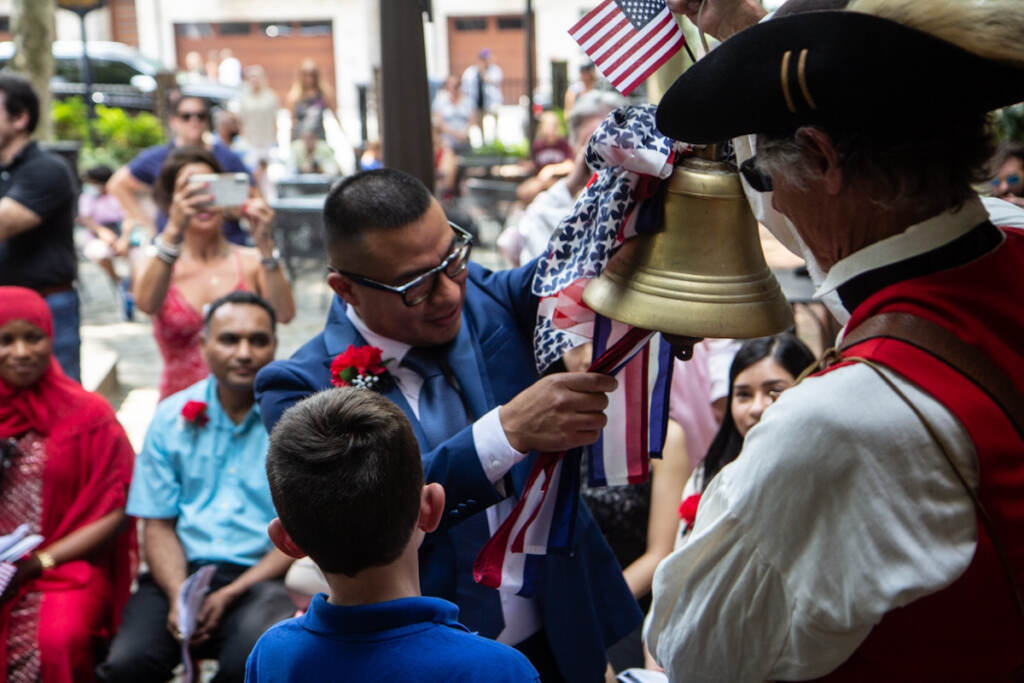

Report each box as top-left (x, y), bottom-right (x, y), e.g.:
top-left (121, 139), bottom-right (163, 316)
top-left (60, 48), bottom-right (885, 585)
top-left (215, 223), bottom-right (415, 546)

top-left (647, 0), bottom-right (1024, 679)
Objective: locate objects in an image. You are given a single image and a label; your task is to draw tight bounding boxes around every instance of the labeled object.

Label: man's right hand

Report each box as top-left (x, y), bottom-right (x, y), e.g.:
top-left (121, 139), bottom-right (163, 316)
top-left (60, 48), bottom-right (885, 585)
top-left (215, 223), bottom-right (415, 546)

top-left (500, 372), bottom-right (618, 453)
top-left (167, 603), bottom-right (183, 642)
top-left (666, 0), bottom-right (766, 41)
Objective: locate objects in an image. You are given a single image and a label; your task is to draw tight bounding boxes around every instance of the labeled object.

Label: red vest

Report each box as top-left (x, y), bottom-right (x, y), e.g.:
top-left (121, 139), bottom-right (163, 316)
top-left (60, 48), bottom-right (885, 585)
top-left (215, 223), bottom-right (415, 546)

top-left (814, 228), bottom-right (1024, 681)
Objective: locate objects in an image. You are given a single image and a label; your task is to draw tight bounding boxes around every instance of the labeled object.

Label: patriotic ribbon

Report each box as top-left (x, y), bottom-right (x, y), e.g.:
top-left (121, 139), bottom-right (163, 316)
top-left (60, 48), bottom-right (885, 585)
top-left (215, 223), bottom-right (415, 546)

top-left (473, 324), bottom-right (672, 595)
top-left (532, 104), bottom-right (679, 373)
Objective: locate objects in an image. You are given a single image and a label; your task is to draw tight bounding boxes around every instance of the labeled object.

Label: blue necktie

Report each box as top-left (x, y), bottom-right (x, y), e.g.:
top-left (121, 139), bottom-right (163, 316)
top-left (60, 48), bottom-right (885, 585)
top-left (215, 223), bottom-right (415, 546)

top-left (402, 346), bottom-right (471, 451)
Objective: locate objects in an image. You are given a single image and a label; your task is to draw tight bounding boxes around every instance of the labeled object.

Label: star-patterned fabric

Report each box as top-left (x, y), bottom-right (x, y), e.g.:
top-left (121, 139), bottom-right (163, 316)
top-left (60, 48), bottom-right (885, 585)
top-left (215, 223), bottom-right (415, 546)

top-left (617, 0), bottom-right (665, 30)
top-left (530, 104), bottom-right (679, 372)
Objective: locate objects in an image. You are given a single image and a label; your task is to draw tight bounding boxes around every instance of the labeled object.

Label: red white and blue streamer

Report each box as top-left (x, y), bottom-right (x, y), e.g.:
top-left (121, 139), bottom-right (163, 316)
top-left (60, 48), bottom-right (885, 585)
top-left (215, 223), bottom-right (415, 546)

top-left (474, 323), bottom-right (673, 596)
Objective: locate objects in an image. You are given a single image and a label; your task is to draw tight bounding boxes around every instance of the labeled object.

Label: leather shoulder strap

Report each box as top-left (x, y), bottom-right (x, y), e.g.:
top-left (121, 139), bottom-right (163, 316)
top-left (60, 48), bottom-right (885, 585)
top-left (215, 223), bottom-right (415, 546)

top-left (840, 312), bottom-right (1024, 441)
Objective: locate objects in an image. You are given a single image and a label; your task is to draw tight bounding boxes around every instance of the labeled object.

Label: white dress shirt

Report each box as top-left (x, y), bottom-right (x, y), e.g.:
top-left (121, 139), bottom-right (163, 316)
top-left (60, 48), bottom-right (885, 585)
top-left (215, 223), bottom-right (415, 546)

top-left (646, 204), bottom-right (984, 681)
top-left (346, 306), bottom-right (542, 644)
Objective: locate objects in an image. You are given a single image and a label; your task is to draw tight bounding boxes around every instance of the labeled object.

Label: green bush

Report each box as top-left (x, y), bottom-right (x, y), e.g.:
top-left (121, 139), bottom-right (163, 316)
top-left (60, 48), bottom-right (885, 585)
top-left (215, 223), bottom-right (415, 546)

top-left (51, 97), bottom-right (165, 168)
top-left (995, 103), bottom-right (1024, 143)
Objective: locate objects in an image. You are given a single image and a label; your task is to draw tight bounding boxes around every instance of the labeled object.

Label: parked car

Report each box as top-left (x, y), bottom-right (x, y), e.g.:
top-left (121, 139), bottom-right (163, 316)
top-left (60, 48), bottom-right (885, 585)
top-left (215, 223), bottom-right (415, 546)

top-left (0, 41), bottom-right (237, 111)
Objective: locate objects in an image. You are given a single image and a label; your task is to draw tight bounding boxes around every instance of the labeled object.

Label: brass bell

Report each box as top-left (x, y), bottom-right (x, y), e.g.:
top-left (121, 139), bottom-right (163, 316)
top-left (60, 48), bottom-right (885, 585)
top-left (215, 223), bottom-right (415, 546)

top-left (582, 152), bottom-right (793, 339)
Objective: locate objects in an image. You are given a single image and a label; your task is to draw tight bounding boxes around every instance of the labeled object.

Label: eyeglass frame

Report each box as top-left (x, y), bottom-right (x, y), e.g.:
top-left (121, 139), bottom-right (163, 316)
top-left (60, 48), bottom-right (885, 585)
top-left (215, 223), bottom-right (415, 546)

top-left (329, 221), bottom-right (474, 307)
top-left (991, 173), bottom-right (1022, 188)
top-left (739, 156), bottom-right (774, 193)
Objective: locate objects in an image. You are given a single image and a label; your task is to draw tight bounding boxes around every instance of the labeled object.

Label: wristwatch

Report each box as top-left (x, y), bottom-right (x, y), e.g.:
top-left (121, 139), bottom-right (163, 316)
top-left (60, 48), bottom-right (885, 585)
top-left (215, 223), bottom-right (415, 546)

top-left (36, 550), bottom-right (56, 570)
top-left (261, 248), bottom-right (281, 271)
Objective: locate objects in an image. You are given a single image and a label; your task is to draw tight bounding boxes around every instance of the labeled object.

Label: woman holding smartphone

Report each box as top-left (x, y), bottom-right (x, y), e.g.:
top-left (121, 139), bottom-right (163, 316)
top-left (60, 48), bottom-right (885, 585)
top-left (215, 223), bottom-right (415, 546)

top-left (134, 147), bottom-right (296, 399)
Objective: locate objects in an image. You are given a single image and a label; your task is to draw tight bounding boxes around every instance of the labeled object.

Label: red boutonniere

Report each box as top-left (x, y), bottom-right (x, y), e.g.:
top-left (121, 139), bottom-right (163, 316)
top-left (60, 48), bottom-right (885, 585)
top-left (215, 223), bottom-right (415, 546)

top-left (330, 345), bottom-right (394, 391)
top-left (678, 493), bottom-right (701, 530)
top-left (181, 400), bottom-right (209, 427)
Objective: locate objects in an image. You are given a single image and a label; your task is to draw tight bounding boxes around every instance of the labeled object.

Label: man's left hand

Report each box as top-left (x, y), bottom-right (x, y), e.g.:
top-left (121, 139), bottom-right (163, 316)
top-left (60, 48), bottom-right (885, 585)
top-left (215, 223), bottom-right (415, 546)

top-left (192, 586), bottom-right (239, 644)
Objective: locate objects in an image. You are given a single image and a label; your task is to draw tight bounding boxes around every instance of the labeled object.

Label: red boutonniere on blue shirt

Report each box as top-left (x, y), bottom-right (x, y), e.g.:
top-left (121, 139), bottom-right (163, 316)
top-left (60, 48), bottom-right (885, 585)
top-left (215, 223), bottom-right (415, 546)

top-left (330, 345), bottom-right (395, 392)
top-left (677, 493), bottom-right (701, 533)
top-left (181, 400), bottom-right (209, 427)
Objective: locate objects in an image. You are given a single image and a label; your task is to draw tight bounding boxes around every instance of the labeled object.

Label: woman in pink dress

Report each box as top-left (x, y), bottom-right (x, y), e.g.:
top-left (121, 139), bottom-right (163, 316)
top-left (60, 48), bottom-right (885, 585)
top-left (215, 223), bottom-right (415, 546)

top-left (0, 287), bottom-right (136, 682)
top-left (134, 147), bottom-right (295, 398)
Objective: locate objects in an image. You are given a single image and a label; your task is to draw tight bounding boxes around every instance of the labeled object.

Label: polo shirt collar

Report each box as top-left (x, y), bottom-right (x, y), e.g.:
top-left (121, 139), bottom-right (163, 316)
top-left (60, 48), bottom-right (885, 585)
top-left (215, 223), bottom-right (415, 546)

top-left (202, 375), bottom-right (262, 433)
top-left (0, 140), bottom-right (36, 172)
top-left (301, 593), bottom-right (463, 635)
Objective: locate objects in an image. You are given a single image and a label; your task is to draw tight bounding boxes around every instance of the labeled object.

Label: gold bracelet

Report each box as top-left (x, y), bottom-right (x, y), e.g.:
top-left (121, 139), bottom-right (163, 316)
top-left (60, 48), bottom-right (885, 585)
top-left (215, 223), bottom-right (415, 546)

top-left (36, 551), bottom-right (56, 570)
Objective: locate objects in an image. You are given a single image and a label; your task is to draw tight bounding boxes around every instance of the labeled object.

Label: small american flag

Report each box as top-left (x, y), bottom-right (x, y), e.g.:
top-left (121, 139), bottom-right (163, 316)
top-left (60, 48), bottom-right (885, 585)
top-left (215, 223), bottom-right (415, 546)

top-left (569, 0), bottom-right (686, 95)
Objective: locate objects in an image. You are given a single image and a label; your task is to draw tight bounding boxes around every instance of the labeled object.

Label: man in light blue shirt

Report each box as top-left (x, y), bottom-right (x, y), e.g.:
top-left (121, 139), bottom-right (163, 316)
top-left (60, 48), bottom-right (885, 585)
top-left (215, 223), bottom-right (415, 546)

top-left (98, 292), bottom-right (294, 683)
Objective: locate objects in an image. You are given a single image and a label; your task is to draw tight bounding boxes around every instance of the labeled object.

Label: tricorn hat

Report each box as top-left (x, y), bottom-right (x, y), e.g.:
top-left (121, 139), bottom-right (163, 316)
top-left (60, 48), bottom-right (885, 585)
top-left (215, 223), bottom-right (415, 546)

top-left (656, 8), bottom-right (1024, 143)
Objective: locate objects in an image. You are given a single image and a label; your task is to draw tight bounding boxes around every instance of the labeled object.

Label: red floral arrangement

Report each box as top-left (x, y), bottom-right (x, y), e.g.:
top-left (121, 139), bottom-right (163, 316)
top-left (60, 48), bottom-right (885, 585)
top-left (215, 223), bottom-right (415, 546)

top-left (330, 345), bottom-right (394, 391)
top-left (181, 400), bottom-right (209, 427)
top-left (677, 493), bottom-right (702, 529)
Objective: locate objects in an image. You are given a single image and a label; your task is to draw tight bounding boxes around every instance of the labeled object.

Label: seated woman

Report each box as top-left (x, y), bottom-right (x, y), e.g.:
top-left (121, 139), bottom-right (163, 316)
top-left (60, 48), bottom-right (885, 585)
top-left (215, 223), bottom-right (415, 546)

top-left (134, 147), bottom-right (295, 399)
top-left (0, 287), bottom-right (136, 682)
top-left (676, 332), bottom-right (815, 544)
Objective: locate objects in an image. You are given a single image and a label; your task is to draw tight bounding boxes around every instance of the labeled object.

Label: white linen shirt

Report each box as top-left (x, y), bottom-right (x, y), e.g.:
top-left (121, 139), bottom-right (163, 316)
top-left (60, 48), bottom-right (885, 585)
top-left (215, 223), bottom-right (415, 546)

top-left (645, 205), bottom-right (984, 681)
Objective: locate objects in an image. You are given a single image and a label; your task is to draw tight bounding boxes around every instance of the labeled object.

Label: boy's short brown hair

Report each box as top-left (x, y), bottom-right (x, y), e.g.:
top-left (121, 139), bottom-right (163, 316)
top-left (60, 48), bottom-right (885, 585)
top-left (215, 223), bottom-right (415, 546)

top-left (266, 388), bottom-right (424, 576)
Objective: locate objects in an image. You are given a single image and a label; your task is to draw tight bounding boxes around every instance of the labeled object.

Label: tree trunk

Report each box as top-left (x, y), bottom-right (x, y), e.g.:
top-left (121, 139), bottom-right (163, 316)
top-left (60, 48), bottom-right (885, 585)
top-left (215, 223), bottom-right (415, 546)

top-left (11, 0), bottom-right (55, 140)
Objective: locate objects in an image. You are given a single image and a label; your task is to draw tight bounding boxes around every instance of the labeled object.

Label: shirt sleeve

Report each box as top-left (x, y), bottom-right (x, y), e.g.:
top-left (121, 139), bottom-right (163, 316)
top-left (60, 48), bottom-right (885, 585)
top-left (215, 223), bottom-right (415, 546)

top-left (126, 410), bottom-right (182, 519)
top-left (646, 363), bottom-right (978, 680)
top-left (128, 146), bottom-right (165, 185)
top-left (6, 155), bottom-right (73, 219)
top-left (472, 406), bottom-right (527, 483)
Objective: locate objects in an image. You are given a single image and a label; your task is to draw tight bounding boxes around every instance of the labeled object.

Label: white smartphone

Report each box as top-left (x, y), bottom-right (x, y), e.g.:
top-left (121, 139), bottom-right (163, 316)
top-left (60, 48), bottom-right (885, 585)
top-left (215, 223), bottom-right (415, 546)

top-left (187, 173), bottom-right (250, 208)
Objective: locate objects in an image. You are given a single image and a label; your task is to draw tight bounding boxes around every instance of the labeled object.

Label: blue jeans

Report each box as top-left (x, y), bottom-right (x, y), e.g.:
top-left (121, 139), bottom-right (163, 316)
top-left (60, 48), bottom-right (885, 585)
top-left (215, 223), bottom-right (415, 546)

top-left (45, 289), bottom-right (81, 383)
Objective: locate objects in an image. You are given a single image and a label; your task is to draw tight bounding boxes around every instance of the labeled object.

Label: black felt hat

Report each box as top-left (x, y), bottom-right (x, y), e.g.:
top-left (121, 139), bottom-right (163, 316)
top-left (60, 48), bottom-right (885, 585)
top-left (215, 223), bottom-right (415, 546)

top-left (656, 10), bottom-right (1024, 143)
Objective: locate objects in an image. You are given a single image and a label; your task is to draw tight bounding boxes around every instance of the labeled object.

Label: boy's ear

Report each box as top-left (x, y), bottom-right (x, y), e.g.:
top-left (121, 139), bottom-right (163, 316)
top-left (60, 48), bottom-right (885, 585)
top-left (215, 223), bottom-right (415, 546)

top-left (268, 518), bottom-right (307, 559)
top-left (418, 482), bottom-right (445, 534)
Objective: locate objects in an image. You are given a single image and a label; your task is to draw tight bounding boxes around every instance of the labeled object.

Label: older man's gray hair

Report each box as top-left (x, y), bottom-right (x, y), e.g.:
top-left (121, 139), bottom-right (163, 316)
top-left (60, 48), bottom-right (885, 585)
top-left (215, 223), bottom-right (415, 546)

top-left (567, 90), bottom-right (626, 143)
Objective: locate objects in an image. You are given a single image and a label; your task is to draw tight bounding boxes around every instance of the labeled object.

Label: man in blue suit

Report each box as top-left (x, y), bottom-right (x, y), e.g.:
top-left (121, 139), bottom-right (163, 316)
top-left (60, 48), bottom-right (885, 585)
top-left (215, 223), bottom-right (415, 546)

top-left (256, 169), bottom-right (642, 681)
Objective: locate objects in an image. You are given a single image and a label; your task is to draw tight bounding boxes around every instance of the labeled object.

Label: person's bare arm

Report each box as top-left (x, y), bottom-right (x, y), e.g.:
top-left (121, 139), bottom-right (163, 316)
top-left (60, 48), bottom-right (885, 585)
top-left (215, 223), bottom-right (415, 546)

top-left (623, 419), bottom-right (691, 598)
top-left (0, 197), bottom-right (42, 242)
top-left (144, 517), bottom-right (190, 639)
top-left (133, 169), bottom-right (212, 314)
top-left (192, 548), bottom-right (294, 643)
top-left (0, 508), bottom-right (128, 604)
top-left (666, 0), bottom-right (766, 40)
top-left (108, 165), bottom-right (156, 235)
top-left (246, 199), bottom-right (295, 324)
top-left (145, 518), bottom-right (189, 603)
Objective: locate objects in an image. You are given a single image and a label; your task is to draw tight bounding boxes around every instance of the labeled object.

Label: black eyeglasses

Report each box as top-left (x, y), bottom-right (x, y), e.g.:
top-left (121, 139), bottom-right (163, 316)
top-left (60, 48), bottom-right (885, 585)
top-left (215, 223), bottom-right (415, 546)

top-left (331, 222), bottom-right (474, 307)
top-left (177, 111), bottom-right (208, 122)
top-left (739, 156), bottom-right (773, 193)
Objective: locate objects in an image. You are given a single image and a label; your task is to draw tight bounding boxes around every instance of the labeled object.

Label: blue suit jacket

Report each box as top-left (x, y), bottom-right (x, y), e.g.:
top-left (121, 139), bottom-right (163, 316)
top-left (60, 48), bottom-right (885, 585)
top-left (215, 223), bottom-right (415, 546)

top-left (256, 261), bottom-right (642, 682)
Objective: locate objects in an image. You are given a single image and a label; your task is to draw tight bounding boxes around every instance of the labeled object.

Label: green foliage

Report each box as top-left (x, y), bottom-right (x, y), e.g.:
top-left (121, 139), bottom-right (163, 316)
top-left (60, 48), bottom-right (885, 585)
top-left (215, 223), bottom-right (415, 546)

top-left (995, 104), bottom-right (1024, 143)
top-left (51, 97), bottom-right (165, 168)
top-left (470, 139), bottom-right (530, 159)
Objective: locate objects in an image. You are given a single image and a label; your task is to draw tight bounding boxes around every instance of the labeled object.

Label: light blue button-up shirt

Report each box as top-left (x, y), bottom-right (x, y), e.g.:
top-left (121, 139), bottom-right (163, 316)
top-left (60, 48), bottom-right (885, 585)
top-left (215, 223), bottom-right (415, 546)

top-left (127, 376), bottom-right (276, 567)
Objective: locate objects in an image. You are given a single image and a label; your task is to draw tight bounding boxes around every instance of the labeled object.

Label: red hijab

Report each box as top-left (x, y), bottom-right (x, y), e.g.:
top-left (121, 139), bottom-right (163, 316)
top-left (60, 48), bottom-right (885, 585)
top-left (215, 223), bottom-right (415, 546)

top-left (0, 287), bottom-right (86, 439)
top-left (0, 287), bottom-right (137, 670)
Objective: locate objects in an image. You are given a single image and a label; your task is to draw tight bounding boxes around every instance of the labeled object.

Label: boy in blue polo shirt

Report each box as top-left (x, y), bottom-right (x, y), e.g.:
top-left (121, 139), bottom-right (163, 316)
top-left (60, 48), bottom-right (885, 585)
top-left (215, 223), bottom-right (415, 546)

top-left (247, 387), bottom-right (539, 682)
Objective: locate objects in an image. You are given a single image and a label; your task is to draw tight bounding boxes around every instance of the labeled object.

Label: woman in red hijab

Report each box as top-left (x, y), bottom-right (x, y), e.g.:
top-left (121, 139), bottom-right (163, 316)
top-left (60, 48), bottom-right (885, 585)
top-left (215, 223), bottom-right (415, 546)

top-left (0, 287), bottom-right (136, 682)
